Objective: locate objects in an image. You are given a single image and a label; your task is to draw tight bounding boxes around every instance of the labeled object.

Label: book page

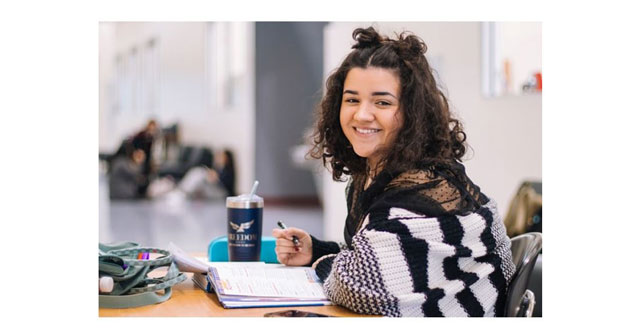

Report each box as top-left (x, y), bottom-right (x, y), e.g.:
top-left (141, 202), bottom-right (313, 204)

top-left (209, 265), bottom-right (327, 299)
top-left (168, 241), bottom-right (267, 273)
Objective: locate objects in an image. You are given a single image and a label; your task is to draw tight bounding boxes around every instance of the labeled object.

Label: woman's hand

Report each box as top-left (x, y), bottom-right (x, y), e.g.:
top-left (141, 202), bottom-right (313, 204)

top-left (272, 227), bottom-right (312, 266)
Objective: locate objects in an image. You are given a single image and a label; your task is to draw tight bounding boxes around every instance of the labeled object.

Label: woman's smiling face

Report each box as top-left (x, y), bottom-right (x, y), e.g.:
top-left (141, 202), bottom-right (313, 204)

top-left (339, 66), bottom-right (403, 170)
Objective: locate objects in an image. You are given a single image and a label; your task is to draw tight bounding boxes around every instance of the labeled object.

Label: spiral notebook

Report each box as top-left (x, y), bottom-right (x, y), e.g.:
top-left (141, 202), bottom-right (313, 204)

top-left (204, 262), bottom-right (331, 309)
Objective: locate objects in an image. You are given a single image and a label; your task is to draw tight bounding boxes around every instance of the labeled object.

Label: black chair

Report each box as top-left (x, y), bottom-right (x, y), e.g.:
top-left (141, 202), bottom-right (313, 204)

top-left (505, 232), bottom-right (542, 317)
top-left (527, 253), bottom-right (542, 316)
top-left (157, 145), bottom-right (214, 181)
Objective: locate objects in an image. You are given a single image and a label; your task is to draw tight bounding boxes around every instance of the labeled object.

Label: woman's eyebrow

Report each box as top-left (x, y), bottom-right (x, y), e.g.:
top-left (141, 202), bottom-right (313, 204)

top-left (372, 91), bottom-right (397, 99)
top-left (343, 90), bottom-right (397, 99)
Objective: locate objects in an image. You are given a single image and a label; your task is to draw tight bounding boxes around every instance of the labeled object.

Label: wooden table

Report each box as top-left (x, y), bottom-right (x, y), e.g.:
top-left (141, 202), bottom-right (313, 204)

top-left (99, 272), bottom-right (364, 317)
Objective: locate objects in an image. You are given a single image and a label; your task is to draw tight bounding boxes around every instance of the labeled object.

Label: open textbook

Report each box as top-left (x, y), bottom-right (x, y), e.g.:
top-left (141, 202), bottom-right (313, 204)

top-left (169, 242), bottom-right (331, 309)
top-left (207, 263), bottom-right (331, 308)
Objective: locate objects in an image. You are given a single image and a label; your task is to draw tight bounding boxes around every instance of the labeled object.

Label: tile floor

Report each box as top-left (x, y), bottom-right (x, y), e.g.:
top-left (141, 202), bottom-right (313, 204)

top-left (99, 174), bottom-right (324, 253)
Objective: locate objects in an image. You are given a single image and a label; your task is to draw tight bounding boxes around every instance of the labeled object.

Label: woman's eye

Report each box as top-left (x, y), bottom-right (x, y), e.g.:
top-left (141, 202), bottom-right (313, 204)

top-left (376, 101), bottom-right (392, 106)
top-left (345, 99), bottom-right (358, 103)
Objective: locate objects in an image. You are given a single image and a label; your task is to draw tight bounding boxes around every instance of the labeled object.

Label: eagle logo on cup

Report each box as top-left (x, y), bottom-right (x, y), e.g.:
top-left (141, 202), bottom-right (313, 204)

top-left (230, 220), bottom-right (254, 233)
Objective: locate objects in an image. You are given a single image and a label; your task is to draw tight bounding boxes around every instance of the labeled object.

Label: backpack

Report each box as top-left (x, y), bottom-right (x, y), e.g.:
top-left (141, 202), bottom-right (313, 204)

top-left (504, 182), bottom-right (542, 238)
top-left (99, 241), bottom-right (187, 309)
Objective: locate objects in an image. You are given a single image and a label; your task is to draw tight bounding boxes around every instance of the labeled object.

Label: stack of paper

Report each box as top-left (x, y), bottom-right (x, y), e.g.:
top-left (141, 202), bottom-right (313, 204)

top-left (206, 263), bottom-right (332, 308)
top-left (169, 242), bottom-right (332, 309)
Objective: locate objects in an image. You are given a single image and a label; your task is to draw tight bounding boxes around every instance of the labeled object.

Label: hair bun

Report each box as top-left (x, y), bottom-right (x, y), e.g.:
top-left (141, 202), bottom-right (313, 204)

top-left (352, 27), bottom-right (383, 49)
top-left (390, 33), bottom-right (427, 62)
top-left (401, 34), bottom-right (427, 55)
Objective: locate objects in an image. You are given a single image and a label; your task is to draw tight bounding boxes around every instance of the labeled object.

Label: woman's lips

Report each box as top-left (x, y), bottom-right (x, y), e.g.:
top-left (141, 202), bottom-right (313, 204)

top-left (353, 126), bottom-right (381, 135)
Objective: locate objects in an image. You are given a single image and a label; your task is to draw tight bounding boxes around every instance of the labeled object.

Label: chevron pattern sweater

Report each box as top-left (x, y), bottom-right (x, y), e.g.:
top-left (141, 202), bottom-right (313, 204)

top-left (310, 165), bottom-right (515, 317)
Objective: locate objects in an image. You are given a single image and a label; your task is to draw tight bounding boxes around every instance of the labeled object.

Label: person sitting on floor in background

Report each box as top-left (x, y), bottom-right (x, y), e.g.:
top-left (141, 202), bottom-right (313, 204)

top-left (109, 148), bottom-right (147, 200)
top-left (149, 149), bottom-right (236, 201)
top-left (131, 119), bottom-right (159, 197)
top-left (272, 27), bottom-right (515, 317)
top-left (208, 149), bottom-right (236, 197)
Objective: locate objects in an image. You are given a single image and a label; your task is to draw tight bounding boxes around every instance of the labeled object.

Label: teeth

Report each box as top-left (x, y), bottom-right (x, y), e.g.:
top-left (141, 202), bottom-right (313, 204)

top-left (355, 127), bottom-right (379, 134)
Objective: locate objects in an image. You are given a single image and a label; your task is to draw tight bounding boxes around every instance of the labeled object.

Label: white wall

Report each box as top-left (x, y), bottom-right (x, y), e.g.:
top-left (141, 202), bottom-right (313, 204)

top-left (498, 22), bottom-right (542, 95)
top-left (99, 22), bottom-right (255, 194)
top-left (99, 23), bottom-right (116, 152)
top-left (321, 22), bottom-right (542, 241)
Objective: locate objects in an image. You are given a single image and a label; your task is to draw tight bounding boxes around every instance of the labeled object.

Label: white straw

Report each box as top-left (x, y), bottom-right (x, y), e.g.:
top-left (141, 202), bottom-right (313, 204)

top-left (248, 180), bottom-right (259, 200)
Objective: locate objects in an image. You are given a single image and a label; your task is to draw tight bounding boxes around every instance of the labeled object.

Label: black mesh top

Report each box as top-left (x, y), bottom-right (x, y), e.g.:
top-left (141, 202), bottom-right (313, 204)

top-left (343, 161), bottom-right (489, 247)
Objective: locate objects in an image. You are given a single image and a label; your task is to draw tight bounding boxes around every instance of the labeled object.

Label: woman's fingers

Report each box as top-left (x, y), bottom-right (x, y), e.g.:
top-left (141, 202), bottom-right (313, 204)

top-left (273, 228), bottom-right (307, 240)
top-left (271, 228), bottom-right (283, 238)
top-left (277, 253), bottom-right (289, 264)
top-left (284, 227), bottom-right (308, 239)
top-left (273, 229), bottom-right (303, 247)
top-left (273, 228), bottom-right (309, 266)
top-left (276, 237), bottom-right (301, 249)
top-left (275, 245), bottom-right (301, 254)
top-left (276, 249), bottom-right (304, 265)
top-left (275, 236), bottom-right (294, 246)
top-left (272, 228), bottom-right (293, 240)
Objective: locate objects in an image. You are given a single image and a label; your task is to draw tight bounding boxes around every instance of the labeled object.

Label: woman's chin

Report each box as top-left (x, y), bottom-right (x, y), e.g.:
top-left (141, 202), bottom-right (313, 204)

top-left (352, 148), bottom-right (372, 159)
top-left (352, 143), bottom-right (382, 157)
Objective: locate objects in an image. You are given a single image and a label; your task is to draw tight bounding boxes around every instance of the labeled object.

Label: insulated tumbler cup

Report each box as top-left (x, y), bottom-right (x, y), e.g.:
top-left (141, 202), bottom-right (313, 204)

top-left (226, 194), bottom-right (263, 261)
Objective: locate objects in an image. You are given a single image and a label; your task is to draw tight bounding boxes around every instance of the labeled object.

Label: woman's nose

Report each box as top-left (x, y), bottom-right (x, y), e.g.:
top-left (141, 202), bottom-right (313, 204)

top-left (353, 102), bottom-right (374, 122)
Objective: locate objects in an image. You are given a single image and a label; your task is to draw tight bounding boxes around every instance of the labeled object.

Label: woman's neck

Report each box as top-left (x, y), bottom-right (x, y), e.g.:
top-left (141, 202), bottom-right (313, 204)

top-left (368, 156), bottom-right (382, 175)
top-left (363, 174), bottom-right (372, 190)
top-left (364, 159), bottom-right (382, 190)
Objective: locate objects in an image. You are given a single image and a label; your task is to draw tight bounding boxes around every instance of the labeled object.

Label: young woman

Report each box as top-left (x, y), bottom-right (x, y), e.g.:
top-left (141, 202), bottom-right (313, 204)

top-left (272, 27), bottom-right (516, 317)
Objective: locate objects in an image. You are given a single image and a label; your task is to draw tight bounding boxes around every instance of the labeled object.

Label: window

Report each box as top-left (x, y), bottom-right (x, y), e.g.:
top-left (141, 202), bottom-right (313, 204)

top-left (114, 37), bottom-right (160, 116)
top-left (482, 22), bottom-right (542, 97)
top-left (206, 22), bottom-right (249, 111)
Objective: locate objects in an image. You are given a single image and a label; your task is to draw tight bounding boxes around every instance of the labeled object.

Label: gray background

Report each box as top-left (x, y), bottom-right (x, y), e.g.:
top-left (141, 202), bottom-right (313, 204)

top-left (254, 22), bottom-right (327, 198)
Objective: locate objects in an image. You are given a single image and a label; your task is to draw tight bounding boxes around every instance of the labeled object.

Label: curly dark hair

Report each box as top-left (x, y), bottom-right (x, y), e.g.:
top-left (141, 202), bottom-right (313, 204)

top-left (309, 26), bottom-right (468, 181)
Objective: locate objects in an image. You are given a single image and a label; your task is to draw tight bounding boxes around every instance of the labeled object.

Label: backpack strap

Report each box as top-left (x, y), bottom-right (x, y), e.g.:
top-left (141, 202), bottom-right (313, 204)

top-left (99, 288), bottom-right (174, 309)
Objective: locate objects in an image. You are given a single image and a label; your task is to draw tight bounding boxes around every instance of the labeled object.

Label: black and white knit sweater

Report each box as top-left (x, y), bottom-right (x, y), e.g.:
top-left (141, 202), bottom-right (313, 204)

top-left (310, 163), bottom-right (516, 317)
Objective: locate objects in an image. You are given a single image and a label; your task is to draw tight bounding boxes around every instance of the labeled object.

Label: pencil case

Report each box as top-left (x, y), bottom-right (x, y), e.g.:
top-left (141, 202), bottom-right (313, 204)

top-left (208, 236), bottom-right (279, 263)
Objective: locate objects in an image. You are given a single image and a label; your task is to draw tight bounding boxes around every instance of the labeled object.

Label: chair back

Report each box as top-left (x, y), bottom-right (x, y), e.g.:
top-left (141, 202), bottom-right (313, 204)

top-left (505, 232), bottom-right (542, 316)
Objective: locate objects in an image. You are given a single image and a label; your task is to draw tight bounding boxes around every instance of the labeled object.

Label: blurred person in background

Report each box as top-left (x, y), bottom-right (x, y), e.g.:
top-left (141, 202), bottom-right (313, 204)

top-left (109, 148), bottom-right (147, 200)
top-left (149, 149), bottom-right (236, 201)
top-left (207, 149), bottom-right (236, 197)
top-left (131, 119), bottom-right (159, 197)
